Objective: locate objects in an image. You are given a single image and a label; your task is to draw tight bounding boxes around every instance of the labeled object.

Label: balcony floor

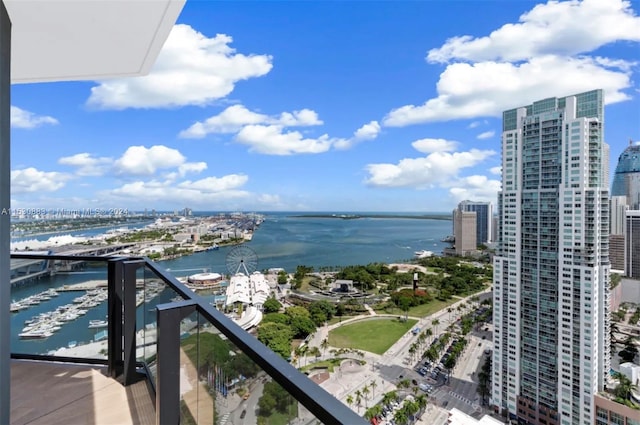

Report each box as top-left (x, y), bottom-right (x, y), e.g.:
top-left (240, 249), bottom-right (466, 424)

top-left (10, 359), bottom-right (155, 425)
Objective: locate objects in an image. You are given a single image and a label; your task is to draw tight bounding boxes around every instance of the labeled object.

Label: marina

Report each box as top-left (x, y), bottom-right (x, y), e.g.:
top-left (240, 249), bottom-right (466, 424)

top-left (10, 212), bottom-right (452, 355)
top-left (13, 281), bottom-right (165, 342)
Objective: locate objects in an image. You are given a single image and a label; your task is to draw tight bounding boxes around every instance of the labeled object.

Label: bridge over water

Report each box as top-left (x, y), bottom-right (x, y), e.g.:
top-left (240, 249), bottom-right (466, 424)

top-left (10, 243), bottom-right (137, 285)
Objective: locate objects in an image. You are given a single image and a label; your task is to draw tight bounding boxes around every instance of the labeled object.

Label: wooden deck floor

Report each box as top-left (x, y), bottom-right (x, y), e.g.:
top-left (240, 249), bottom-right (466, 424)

top-left (10, 359), bottom-right (155, 425)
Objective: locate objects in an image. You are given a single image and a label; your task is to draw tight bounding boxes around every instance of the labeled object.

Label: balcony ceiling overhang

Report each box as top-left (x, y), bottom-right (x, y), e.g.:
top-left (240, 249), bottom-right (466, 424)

top-left (4, 0), bottom-right (185, 84)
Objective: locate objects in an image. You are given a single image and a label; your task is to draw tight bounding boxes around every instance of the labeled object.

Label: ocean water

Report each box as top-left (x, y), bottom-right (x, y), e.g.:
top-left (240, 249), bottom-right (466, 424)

top-left (10, 212), bottom-right (452, 353)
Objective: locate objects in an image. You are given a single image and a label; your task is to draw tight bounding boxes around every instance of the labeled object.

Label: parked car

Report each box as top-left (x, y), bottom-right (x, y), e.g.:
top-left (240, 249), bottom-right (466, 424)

top-left (240, 410), bottom-right (246, 419)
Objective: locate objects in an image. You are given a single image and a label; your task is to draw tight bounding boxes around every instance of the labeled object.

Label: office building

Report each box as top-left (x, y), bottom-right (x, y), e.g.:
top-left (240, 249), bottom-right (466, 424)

top-left (453, 208), bottom-right (477, 256)
top-left (492, 89), bottom-right (610, 425)
top-left (626, 210), bottom-right (640, 278)
top-left (458, 200), bottom-right (493, 245)
top-left (612, 141), bottom-right (640, 209)
top-left (610, 196), bottom-right (629, 271)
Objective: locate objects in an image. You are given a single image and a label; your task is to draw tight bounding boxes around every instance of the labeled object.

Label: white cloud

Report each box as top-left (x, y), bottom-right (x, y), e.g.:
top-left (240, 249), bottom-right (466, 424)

top-left (426, 0), bottom-right (640, 63)
top-left (383, 55), bottom-right (632, 126)
top-left (58, 153), bottom-right (112, 176)
top-left (179, 104), bottom-right (322, 139)
top-left (235, 125), bottom-right (337, 155)
top-left (11, 168), bottom-right (71, 193)
top-left (109, 174), bottom-right (252, 206)
top-left (411, 138), bottom-right (458, 154)
top-left (10, 106), bottom-right (58, 129)
top-left (467, 120), bottom-right (483, 129)
top-left (384, 0), bottom-right (639, 127)
top-left (477, 131), bottom-right (495, 140)
top-left (178, 174), bottom-right (248, 192)
top-left (365, 148), bottom-right (495, 188)
top-left (353, 120), bottom-right (381, 141)
top-left (489, 166), bottom-right (502, 175)
top-left (181, 104), bottom-right (379, 154)
top-left (113, 145), bottom-right (208, 176)
top-left (178, 162), bottom-right (208, 177)
top-left (448, 175), bottom-right (501, 204)
top-left (114, 145), bottom-right (185, 175)
top-left (87, 25), bottom-right (273, 109)
top-left (334, 120), bottom-right (381, 150)
top-left (278, 110), bottom-right (324, 127)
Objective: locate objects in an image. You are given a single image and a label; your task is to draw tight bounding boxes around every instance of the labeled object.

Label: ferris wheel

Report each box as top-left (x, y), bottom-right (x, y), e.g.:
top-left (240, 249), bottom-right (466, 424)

top-left (225, 245), bottom-right (258, 276)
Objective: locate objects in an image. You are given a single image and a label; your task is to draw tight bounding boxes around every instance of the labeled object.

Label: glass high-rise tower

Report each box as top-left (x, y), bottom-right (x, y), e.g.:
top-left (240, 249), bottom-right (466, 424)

top-left (492, 89), bottom-right (610, 425)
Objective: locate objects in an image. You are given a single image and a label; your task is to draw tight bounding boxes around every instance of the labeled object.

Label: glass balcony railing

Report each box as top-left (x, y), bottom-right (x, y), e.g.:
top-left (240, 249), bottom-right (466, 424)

top-left (11, 253), bottom-right (365, 425)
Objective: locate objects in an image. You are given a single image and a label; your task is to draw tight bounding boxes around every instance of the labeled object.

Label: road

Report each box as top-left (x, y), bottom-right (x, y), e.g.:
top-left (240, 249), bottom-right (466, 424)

top-left (304, 288), bottom-right (494, 424)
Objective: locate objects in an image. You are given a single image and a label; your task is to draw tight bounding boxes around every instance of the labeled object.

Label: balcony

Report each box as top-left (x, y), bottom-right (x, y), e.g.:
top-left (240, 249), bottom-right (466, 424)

top-left (9, 253), bottom-right (365, 425)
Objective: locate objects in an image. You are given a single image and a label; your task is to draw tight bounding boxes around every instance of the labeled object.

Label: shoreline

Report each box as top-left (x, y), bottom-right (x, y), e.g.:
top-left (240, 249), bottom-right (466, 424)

top-left (290, 213), bottom-right (452, 221)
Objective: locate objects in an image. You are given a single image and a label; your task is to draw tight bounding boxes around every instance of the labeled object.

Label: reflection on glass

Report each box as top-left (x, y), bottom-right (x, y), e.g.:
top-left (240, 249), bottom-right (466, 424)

top-left (174, 313), bottom-right (319, 425)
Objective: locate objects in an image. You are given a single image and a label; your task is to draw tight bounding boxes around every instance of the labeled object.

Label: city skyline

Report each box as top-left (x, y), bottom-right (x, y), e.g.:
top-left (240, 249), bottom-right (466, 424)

top-left (9, 0), bottom-right (640, 212)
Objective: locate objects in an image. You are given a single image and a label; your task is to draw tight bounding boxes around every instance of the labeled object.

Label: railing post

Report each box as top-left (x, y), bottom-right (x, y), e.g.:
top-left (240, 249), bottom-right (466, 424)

top-left (107, 259), bottom-right (124, 378)
top-left (0, 3), bottom-right (10, 423)
top-left (107, 258), bottom-right (145, 385)
top-left (156, 300), bottom-right (196, 425)
top-left (123, 260), bottom-right (144, 385)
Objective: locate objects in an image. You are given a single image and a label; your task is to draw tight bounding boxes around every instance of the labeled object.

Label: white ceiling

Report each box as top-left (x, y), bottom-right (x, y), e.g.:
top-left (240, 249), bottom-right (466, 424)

top-left (4, 0), bottom-right (185, 83)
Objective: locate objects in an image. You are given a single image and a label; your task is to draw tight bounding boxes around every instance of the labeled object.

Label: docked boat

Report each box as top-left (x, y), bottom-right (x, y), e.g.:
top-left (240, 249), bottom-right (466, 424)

top-left (88, 319), bottom-right (108, 329)
top-left (414, 250), bottom-right (434, 259)
top-left (19, 329), bottom-right (53, 339)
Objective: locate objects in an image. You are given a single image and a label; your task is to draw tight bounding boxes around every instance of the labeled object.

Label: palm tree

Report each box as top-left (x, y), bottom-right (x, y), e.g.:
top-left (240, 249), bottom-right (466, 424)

top-left (355, 390), bottom-right (363, 414)
top-left (403, 399), bottom-right (420, 418)
top-left (431, 319), bottom-right (440, 335)
top-left (364, 406), bottom-right (381, 422)
top-left (309, 346), bottom-right (321, 362)
top-left (382, 391), bottom-right (396, 407)
top-left (393, 408), bottom-right (409, 425)
top-left (613, 372), bottom-right (638, 401)
top-left (320, 338), bottom-right (329, 357)
top-left (370, 379), bottom-right (377, 400)
top-left (294, 346), bottom-right (305, 368)
top-left (346, 394), bottom-right (354, 411)
top-left (300, 345), bottom-right (309, 367)
top-left (362, 384), bottom-right (370, 408)
top-left (415, 394), bottom-right (427, 416)
top-left (408, 344), bottom-right (417, 362)
top-left (417, 331), bottom-right (426, 351)
top-left (424, 327), bottom-right (433, 345)
top-left (447, 307), bottom-right (453, 322)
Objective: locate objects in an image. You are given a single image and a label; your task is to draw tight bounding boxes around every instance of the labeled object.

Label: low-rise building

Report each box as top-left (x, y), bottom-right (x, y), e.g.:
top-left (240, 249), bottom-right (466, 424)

top-left (448, 408), bottom-right (504, 425)
top-left (594, 393), bottom-right (640, 425)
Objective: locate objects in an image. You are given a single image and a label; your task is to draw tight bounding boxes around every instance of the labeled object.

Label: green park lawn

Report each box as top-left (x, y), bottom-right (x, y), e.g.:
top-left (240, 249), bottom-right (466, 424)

top-left (407, 298), bottom-right (458, 317)
top-left (328, 318), bottom-right (417, 355)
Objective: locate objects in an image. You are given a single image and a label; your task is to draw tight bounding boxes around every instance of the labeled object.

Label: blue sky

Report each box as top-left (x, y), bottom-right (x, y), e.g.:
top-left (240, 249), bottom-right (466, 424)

top-left (9, 0), bottom-right (640, 212)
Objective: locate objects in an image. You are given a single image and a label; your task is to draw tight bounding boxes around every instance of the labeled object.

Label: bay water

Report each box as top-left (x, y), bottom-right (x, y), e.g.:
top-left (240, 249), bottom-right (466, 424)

top-left (10, 212), bottom-right (452, 353)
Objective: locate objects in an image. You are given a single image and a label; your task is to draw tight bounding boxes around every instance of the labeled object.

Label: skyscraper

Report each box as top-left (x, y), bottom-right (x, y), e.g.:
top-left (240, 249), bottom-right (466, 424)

top-left (492, 89), bottom-right (610, 425)
top-left (625, 210), bottom-right (640, 278)
top-left (458, 200), bottom-right (493, 245)
top-left (609, 195), bottom-right (628, 271)
top-left (611, 141), bottom-right (640, 209)
top-left (453, 208), bottom-right (477, 256)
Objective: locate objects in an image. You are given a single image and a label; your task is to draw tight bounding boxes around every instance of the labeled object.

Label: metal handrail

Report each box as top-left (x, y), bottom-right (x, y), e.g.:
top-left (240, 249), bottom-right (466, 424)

top-left (10, 252), bottom-right (367, 424)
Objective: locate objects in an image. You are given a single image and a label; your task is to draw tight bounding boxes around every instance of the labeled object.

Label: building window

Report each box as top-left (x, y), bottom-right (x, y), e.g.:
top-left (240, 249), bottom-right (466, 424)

top-left (610, 412), bottom-right (624, 425)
